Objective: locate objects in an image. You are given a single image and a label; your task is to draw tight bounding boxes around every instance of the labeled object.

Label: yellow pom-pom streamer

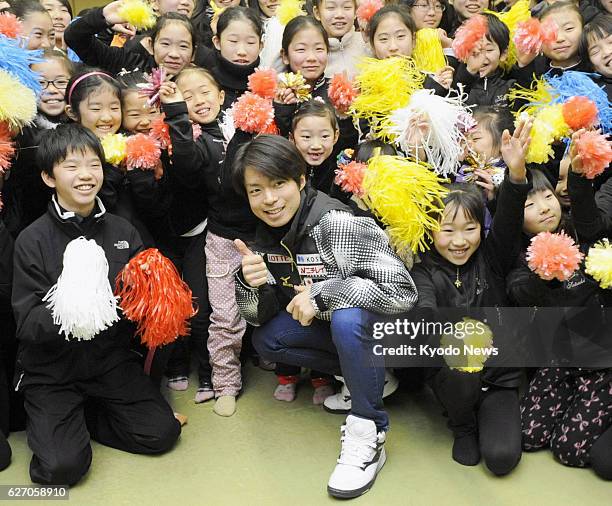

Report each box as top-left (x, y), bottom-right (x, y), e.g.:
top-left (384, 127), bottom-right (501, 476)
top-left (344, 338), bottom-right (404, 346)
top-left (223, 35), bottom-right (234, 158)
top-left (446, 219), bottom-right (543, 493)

top-left (440, 317), bottom-right (494, 373)
top-left (361, 155), bottom-right (448, 253)
top-left (277, 71), bottom-right (311, 102)
top-left (507, 76), bottom-right (555, 117)
top-left (585, 239), bottom-right (612, 289)
top-left (413, 28), bottom-right (447, 74)
top-left (118, 0), bottom-right (157, 30)
top-left (525, 104), bottom-right (570, 164)
top-left (277, 0), bottom-right (305, 25)
top-left (0, 70), bottom-right (36, 129)
top-left (486, 0), bottom-right (530, 71)
top-left (351, 56), bottom-right (425, 140)
top-left (101, 133), bottom-right (127, 166)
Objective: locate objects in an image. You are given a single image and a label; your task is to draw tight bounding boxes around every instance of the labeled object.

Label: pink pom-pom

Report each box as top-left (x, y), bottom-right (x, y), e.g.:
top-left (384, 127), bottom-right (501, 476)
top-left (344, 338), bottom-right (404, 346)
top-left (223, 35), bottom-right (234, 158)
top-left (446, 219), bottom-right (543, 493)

top-left (452, 15), bottom-right (488, 62)
top-left (150, 114), bottom-right (171, 151)
top-left (191, 122), bottom-right (202, 140)
top-left (334, 161), bottom-right (367, 197)
top-left (328, 73), bottom-right (358, 114)
top-left (0, 13), bottom-right (22, 38)
top-left (137, 67), bottom-right (166, 108)
top-left (514, 18), bottom-right (558, 54)
top-left (562, 96), bottom-right (599, 131)
top-left (356, 0), bottom-right (384, 25)
top-left (0, 122), bottom-right (15, 174)
top-left (126, 134), bottom-right (161, 170)
top-left (575, 131), bottom-right (612, 180)
top-left (527, 231), bottom-right (584, 281)
top-left (248, 68), bottom-right (278, 99)
top-left (232, 92), bottom-right (276, 134)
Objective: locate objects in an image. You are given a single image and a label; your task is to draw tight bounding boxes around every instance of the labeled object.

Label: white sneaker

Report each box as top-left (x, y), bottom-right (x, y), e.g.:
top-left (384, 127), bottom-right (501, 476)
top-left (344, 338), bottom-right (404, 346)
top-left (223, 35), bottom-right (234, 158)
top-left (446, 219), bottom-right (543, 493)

top-left (323, 370), bottom-right (400, 414)
top-left (327, 415), bottom-right (387, 499)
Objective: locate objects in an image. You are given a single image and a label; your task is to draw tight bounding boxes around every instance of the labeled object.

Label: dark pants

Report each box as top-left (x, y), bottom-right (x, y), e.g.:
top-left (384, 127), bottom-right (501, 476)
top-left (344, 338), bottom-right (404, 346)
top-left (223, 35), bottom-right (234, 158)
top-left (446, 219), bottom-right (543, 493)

top-left (432, 368), bottom-right (522, 475)
top-left (160, 233), bottom-right (212, 383)
top-left (253, 308), bottom-right (388, 430)
top-left (23, 359), bottom-right (181, 485)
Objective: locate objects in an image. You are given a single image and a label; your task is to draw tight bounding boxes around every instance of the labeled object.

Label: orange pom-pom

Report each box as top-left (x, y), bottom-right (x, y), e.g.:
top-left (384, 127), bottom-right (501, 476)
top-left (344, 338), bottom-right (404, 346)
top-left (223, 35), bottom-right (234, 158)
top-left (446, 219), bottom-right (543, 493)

top-left (232, 92), bottom-right (276, 134)
top-left (0, 122), bottom-right (14, 173)
top-left (562, 96), bottom-right (599, 131)
top-left (527, 231), bottom-right (584, 281)
top-left (514, 18), bottom-right (543, 54)
top-left (150, 113), bottom-right (171, 151)
top-left (540, 18), bottom-right (558, 47)
top-left (334, 161), bottom-right (367, 197)
top-left (452, 15), bottom-right (488, 62)
top-left (328, 73), bottom-right (358, 114)
top-left (356, 0), bottom-right (383, 25)
top-left (575, 131), bottom-right (612, 180)
top-left (248, 68), bottom-right (277, 99)
top-left (125, 133), bottom-right (161, 170)
top-left (115, 249), bottom-right (197, 348)
top-left (0, 13), bottom-right (21, 38)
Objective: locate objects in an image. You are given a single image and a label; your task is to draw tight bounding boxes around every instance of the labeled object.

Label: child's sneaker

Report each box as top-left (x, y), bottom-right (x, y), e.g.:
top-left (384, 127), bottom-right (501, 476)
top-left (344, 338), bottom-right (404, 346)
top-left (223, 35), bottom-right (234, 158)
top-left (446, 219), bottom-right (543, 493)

top-left (274, 383), bottom-right (297, 402)
top-left (327, 415), bottom-right (386, 499)
top-left (312, 377), bottom-right (335, 405)
top-left (167, 376), bottom-right (189, 391)
top-left (195, 380), bottom-right (214, 404)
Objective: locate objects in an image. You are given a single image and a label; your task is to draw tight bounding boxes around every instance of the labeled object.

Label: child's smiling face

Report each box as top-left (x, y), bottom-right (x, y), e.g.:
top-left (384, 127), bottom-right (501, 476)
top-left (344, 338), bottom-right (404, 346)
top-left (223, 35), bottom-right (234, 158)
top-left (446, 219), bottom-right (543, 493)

top-left (587, 33), bottom-right (612, 78)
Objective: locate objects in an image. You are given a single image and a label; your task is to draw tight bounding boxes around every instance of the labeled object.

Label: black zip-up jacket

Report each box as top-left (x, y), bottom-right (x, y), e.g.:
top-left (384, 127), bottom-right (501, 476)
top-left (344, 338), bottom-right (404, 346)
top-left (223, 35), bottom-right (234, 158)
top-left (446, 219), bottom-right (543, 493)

top-left (452, 66), bottom-right (516, 108)
top-left (568, 170), bottom-right (612, 243)
top-left (235, 185), bottom-right (417, 326)
top-left (11, 197), bottom-right (143, 388)
top-left (410, 177), bottom-right (532, 387)
top-left (194, 47), bottom-right (259, 111)
top-left (65, 8), bottom-right (157, 74)
top-left (510, 56), bottom-right (592, 89)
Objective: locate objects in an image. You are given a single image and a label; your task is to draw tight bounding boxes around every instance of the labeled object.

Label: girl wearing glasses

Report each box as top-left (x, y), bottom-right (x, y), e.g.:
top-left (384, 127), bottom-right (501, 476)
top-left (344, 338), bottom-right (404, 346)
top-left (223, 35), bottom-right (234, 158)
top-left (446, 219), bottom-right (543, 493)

top-left (402, 0), bottom-right (454, 34)
top-left (1, 50), bottom-right (74, 237)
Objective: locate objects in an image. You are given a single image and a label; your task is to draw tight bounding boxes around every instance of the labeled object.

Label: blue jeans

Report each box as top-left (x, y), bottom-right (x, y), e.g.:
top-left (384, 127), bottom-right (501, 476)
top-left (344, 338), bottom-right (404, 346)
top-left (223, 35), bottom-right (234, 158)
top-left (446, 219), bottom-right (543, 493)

top-left (253, 308), bottom-right (388, 431)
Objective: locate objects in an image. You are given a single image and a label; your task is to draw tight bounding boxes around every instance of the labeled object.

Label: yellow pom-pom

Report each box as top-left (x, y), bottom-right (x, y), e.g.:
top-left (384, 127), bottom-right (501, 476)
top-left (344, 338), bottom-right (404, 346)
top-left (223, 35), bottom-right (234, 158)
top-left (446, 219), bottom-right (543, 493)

top-left (507, 76), bottom-right (555, 117)
top-left (585, 239), bottom-right (612, 289)
top-left (277, 0), bottom-right (305, 25)
top-left (101, 133), bottom-right (127, 166)
top-left (277, 71), bottom-right (311, 102)
top-left (486, 0), bottom-right (530, 70)
top-left (118, 0), bottom-right (157, 30)
top-left (351, 56), bottom-right (425, 139)
top-left (361, 155), bottom-right (448, 253)
top-left (413, 28), bottom-right (447, 73)
top-left (525, 104), bottom-right (570, 164)
top-left (440, 317), bottom-right (494, 372)
top-left (0, 70), bottom-right (36, 129)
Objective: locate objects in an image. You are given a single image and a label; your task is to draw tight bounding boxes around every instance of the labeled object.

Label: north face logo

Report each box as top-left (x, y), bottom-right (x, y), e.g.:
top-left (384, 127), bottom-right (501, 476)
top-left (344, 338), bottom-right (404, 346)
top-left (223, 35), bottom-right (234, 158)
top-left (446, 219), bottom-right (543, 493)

top-left (114, 240), bottom-right (129, 250)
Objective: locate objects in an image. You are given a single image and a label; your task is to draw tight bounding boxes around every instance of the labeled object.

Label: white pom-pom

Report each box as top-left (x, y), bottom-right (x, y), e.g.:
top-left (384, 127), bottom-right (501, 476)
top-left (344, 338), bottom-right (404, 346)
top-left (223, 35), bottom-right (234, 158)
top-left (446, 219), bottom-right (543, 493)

top-left (388, 89), bottom-right (472, 177)
top-left (42, 237), bottom-right (120, 340)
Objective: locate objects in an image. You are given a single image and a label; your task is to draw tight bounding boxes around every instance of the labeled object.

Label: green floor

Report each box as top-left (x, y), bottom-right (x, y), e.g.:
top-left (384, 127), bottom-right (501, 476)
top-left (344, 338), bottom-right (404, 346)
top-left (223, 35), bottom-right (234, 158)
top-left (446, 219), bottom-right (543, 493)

top-left (3, 365), bottom-right (610, 505)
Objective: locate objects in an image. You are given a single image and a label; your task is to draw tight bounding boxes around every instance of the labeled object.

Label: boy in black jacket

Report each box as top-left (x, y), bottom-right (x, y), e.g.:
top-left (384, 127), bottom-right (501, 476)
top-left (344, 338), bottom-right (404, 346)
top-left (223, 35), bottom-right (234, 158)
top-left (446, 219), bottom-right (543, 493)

top-left (232, 135), bottom-right (417, 499)
top-left (11, 124), bottom-right (180, 486)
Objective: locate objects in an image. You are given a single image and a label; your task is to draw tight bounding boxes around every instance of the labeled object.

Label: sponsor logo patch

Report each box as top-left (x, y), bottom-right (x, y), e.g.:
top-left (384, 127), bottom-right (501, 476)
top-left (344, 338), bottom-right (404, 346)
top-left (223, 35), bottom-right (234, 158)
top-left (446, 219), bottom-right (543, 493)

top-left (114, 240), bottom-right (129, 250)
top-left (296, 253), bottom-right (321, 264)
top-left (298, 264), bottom-right (327, 277)
top-left (268, 254), bottom-right (292, 263)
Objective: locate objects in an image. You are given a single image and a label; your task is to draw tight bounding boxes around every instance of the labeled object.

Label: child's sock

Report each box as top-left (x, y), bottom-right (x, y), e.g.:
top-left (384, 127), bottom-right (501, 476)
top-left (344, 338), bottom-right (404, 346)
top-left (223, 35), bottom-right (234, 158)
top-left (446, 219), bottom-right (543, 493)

top-left (167, 376), bottom-right (189, 391)
top-left (452, 433), bottom-right (481, 466)
top-left (213, 395), bottom-right (236, 417)
top-left (311, 381), bottom-right (334, 405)
top-left (195, 384), bottom-right (215, 404)
top-left (274, 375), bottom-right (299, 402)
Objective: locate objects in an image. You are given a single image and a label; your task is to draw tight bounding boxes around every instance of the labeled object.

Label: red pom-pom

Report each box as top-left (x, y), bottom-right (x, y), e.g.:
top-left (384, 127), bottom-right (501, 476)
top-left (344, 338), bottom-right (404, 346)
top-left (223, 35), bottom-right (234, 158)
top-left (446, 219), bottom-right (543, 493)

top-left (356, 0), bottom-right (384, 25)
top-left (115, 248), bottom-right (197, 348)
top-left (137, 67), bottom-right (166, 108)
top-left (150, 113), bottom-right (171, 150)
top-left (575, 131), bottom-right (612, 180)
top-left (514, 18), bottom-right (558, 54)
top-left (562, 96), bottom-right (599, 131)
top-left (232, 92), bottom-right (276, 134)
top-left (0, 122), bottom-right (15, 174)
top-left (452, 15), bottom-right (488, 62)
top-left (527, 231), bottom-right (584, 281)
top-left (334, 161), bottom-right (367, 197)
top-left (0, 13), bottom-right (22, 38)
top-left (126, 133), bottom-right (161, 170)
top-left (328, 73), bottom-right (358, 114)
top-left (248, 68), bottom-right (278, 99)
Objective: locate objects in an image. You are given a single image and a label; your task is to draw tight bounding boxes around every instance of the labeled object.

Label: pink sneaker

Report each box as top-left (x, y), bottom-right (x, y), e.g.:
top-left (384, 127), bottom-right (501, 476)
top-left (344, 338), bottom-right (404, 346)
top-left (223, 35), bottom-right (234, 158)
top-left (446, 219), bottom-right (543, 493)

top-left (312, 384), bottom-right (335, 405)
top-left (274, 383), bottom-right (297, 402)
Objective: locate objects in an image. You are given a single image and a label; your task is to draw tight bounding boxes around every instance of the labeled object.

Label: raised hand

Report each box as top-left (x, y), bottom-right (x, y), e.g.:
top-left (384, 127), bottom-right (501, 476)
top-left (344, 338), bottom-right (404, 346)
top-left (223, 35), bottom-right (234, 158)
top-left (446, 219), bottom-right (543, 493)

top-left (466, 40), bottom-right (487, 76)
top-left (501, 117), bottom-right (532, 183)
top-left (159, 81), bottom-right (183, 104)
top-left (234, 239), bottom-right (269, 288)
top-left (569, 129), bottom-right (586, 175)
top-left (433, 65), bottom-right (454, 89)
top-left (102, 1), bottom-right (128, 26)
